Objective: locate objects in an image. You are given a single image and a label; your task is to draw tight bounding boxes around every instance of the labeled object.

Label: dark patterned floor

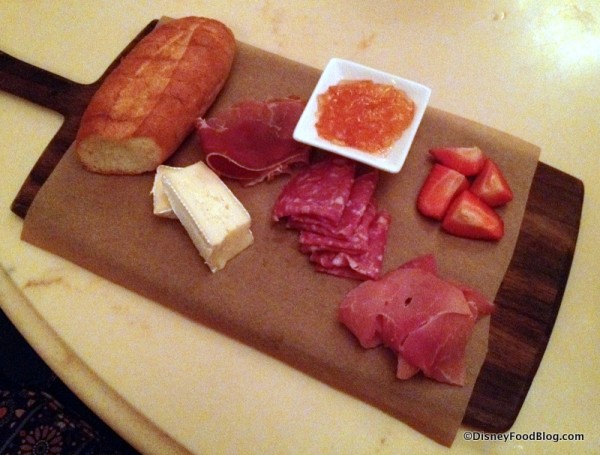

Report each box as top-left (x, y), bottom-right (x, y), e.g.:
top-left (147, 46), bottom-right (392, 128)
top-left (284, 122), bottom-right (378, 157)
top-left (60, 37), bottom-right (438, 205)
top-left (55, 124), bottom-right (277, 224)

top-left (0, 308), bottom-right (139, 454)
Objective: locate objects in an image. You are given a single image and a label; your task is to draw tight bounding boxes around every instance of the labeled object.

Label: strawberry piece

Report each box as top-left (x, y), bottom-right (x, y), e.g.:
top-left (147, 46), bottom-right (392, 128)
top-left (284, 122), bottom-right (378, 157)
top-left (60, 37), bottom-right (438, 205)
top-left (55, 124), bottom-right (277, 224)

top-left (470, 159), bottom-right (513, 207)
top-left (429, 146), bottom-right (486, 176)
top-left (417, 164), bottom-right (469, 220)
top-left (441, 190), bottom-right (504, 240)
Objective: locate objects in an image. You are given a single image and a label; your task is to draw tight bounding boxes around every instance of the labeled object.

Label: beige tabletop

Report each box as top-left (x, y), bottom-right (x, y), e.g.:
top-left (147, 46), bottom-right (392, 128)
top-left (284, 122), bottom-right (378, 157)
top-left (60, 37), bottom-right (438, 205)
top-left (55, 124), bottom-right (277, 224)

top-left (1, 1), bottom-right (599, 454)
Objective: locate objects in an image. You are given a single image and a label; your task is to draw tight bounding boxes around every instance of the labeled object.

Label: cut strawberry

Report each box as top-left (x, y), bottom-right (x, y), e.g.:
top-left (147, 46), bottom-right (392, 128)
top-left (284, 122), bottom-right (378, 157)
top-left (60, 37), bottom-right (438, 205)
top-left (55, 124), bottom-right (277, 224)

top-left (441, 190), bottom-right (504, 240)
top-left (417, 164), bottom-right (469, 220)
top-left (429, 146), bottom-right (486, 176)
top-left (470, 159), bottom-right (513, 207)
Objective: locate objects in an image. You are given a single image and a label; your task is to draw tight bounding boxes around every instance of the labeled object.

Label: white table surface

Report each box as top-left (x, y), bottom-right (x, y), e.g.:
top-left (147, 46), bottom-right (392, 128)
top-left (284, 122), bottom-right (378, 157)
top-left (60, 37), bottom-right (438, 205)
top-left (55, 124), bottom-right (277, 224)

top-left (1, 1), bottom-right (599, 454)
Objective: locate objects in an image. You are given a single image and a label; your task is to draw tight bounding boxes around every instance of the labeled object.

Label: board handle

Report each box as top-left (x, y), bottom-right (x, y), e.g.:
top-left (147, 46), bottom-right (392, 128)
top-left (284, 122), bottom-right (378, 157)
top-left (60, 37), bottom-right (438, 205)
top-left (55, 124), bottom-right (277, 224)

top-left (5, 20), bottom-right (158, 219)
top-left (0, 50), bottom-right (92, 114)
top-left (1, 51), bottom-right (92, 218)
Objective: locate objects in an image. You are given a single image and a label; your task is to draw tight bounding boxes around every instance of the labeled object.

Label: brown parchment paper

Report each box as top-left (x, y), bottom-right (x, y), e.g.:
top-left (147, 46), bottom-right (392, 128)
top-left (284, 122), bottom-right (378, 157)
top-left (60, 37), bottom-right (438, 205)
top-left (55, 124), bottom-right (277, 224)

top-left (21, 42), bottom-right (540, 446)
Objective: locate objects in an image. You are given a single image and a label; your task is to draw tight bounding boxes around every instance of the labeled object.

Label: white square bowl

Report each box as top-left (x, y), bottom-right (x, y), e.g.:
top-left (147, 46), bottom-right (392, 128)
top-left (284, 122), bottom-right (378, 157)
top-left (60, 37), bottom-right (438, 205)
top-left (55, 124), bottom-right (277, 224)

top-left (293, 58), bottom-right (431, 173)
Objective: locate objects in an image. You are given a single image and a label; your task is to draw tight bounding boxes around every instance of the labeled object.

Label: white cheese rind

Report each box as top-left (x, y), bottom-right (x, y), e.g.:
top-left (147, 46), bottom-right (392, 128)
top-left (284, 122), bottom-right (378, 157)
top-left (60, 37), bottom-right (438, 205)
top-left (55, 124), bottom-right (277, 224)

top-left (151, 165), bottom-right (179, 218)
top-left (160, 161), bottom-right (253, 272)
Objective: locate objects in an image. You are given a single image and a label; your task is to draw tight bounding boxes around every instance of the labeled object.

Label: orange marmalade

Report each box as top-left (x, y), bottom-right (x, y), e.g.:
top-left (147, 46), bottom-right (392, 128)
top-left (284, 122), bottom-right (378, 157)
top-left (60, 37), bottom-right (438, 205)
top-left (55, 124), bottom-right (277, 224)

top-left (315, 79), bottom-right (415, 154)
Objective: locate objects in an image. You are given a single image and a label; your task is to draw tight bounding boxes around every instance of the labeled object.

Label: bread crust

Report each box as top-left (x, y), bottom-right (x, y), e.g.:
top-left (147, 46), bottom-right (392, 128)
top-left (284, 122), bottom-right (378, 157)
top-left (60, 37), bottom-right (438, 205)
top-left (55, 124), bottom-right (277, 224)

top-left (75, 17), bottom-right (235, 174)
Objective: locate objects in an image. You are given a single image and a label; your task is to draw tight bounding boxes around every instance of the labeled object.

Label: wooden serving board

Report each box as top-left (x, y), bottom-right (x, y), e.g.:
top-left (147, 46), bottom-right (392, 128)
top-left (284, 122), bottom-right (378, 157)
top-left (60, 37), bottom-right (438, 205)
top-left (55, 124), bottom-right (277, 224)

top-left (2, 21), bottom-right (583, 435)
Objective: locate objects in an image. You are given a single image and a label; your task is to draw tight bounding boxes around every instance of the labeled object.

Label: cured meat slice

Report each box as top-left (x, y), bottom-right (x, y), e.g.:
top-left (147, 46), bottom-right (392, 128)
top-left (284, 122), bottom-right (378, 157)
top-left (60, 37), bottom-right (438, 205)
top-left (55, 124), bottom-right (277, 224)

top-left (288, 171), bottom-right (379, 239)
top-left (396, 354), bottom-right (420, 379)
top-left (400, 254), bottom-right (495, 318)
top-left (298, 202), bottom-right (377, 254)
top-left (197, 97), bottom-right (311, 185)
top-left (400, 312), bottom-right (475, 385)
top-left (398, 253), bottom-right (438, 274)
top-left (454, 283), bottom-right (496, 318)
top-left (272, 158), bottom-right (355, 223)
top-left (313, 264), bottom-right (369, 281)
top-left (338, 254), bottom-right (494, 385)
top-left (272, 158), bottom-right (389, 281)
top-left (311, 210), bottom-right (391, 280)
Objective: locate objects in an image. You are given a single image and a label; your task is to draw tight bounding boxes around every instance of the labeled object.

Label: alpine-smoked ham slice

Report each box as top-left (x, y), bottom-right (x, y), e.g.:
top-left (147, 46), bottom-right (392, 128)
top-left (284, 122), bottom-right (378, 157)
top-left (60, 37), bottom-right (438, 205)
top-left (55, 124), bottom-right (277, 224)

top-left (338, 254), bottom-right (494, 385)
top-left (196, 97), bottom-right (311, 185)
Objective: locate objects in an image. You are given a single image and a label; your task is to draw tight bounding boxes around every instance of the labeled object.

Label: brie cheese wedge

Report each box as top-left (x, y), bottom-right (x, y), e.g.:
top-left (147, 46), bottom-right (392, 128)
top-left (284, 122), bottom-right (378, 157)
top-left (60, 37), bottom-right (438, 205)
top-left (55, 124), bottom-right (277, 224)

top-left (157, 162), bottom-right (254, 272)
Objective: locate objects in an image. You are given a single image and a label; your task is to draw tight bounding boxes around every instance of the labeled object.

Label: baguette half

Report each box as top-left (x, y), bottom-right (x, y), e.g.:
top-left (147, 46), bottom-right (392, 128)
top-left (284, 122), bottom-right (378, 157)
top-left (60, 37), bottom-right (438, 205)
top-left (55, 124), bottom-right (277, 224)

top-left (75, 17), bottom-right (235, 174)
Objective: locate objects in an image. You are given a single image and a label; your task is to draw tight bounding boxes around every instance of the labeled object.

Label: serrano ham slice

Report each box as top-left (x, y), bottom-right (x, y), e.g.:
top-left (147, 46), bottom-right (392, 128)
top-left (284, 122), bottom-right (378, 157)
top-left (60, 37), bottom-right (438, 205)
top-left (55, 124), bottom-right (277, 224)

top-left (196, 97), bottom-right (311, 185)
top-left (338, 254), bottom-right (494, 385)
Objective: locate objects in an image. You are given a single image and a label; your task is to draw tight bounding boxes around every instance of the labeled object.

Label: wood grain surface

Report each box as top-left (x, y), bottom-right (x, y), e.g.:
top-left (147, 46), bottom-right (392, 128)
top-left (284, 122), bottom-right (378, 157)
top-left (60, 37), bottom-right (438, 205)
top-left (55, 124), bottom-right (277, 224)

top-left (2, 21), bottom-right (158, 219)
top-left (1, 21), bottom-right (583, 434)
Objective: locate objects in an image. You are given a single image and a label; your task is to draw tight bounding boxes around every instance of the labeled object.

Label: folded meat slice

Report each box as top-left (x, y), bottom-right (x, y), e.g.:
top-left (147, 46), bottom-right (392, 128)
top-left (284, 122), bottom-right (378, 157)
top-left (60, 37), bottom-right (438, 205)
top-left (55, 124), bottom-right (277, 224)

top-left (338, 255), bottom-right (494, 385)
top-left (272, 157), bottom-right (355, 223)
top-left (454, 282), bottom-right (496, 318)
top-left (196, 97), bottom-right (311, 185)
top-left (272, 158), bottom-right (389, 280)
top-left (311, 210), bottom-right (391, 280)
top-left (288, 170), bottom-right (379, 239)
top-left (298, 202), bottom-right (377, 255)
top-left (400, 254), bottom-right (495, 319)
top-left (397, 253), bottom-right (438, 274)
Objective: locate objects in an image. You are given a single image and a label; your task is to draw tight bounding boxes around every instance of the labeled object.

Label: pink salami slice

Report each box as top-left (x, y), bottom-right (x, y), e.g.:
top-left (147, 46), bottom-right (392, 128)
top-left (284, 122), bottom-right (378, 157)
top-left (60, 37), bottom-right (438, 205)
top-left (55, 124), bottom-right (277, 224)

top-left (272, 158), bottom-right (355, 223)
top-left (272, 158), bottom-right (391, 281)
top-left (298, 202), bottom-right (377, 254)
top-left (312, 265), bottom-right (368, 281)
top-left (311, 210), bottom-right (391, 280)
top-left (288, 171), bottom-right (379, 239)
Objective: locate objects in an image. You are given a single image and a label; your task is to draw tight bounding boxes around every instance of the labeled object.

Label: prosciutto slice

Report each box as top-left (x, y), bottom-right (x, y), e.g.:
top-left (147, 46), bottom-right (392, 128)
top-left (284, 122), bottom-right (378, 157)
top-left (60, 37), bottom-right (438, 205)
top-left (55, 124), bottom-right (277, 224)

top-left (338, 254), bottom-right (494, 385)
top-left (196, 97), bottom-right (311, 185)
